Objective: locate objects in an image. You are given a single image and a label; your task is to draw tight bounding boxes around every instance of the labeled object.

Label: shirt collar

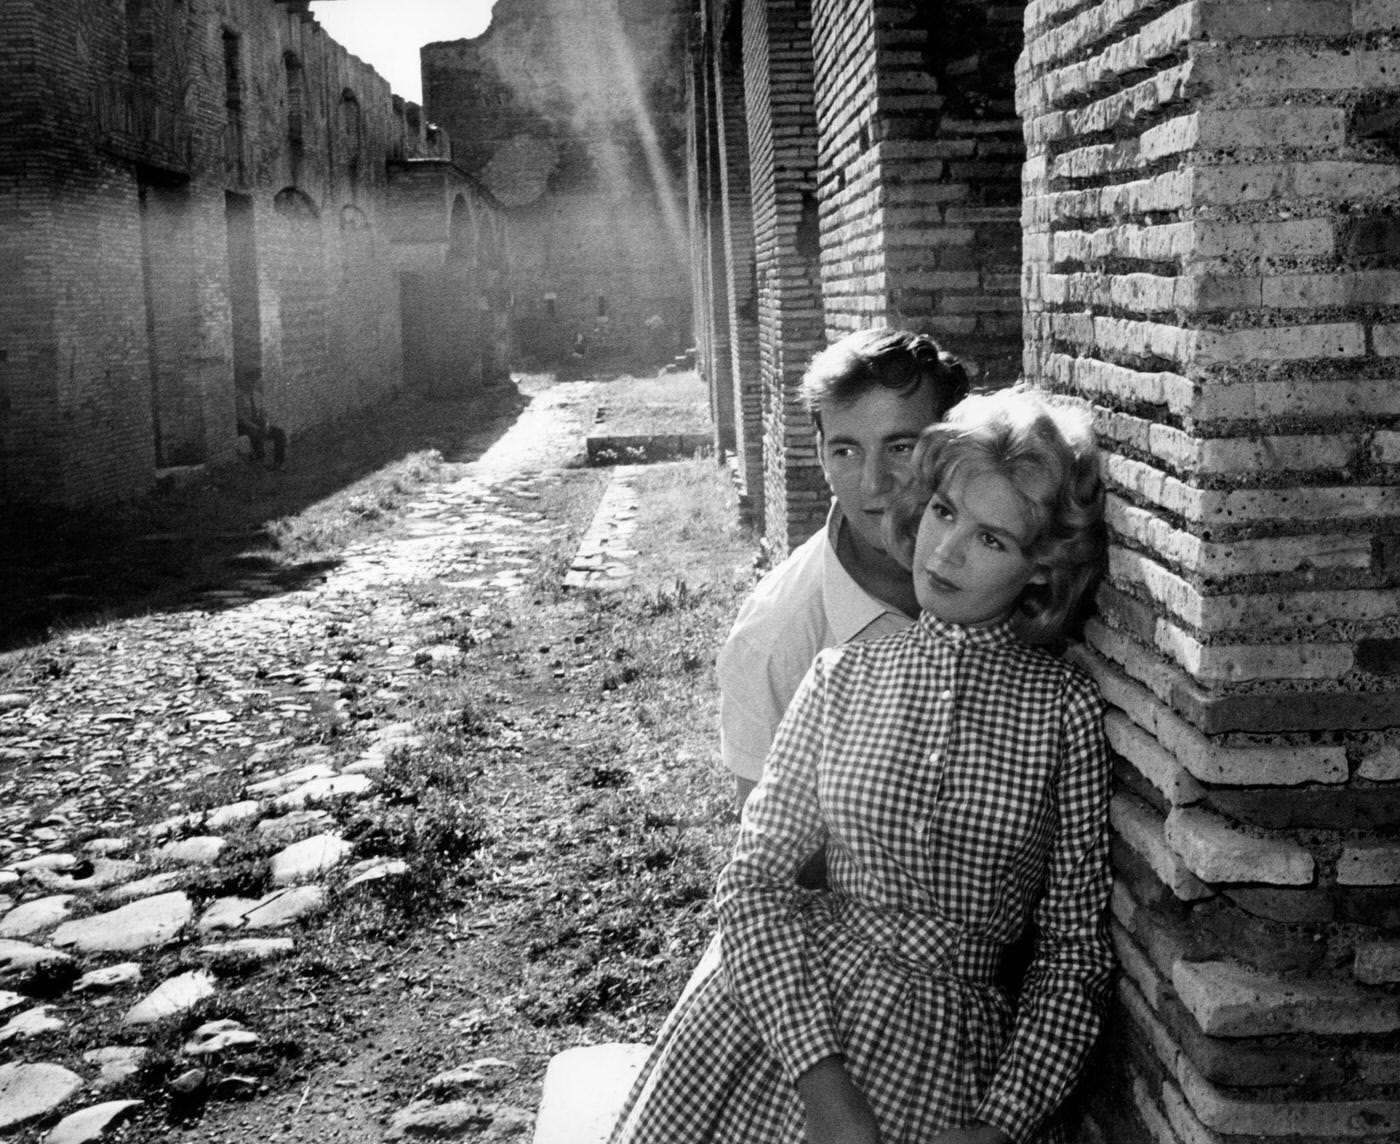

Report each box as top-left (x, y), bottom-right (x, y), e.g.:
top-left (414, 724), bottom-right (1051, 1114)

top-left (821, 503), bottom-right (910, 642)
top-left (915, 609), bottom-right (1019, 649)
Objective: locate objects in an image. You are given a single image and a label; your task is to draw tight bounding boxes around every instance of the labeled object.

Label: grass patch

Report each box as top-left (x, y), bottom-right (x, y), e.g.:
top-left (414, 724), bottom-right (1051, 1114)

top-left (589, 372), bottom-right (710, 437)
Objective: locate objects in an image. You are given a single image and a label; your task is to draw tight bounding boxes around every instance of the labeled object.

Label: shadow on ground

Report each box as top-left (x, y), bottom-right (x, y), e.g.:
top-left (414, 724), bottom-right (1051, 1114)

top-left (0, 383), bottom-right (531, 655)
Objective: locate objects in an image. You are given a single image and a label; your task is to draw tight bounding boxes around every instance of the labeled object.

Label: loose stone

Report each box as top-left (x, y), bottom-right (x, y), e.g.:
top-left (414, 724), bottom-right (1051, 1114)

top-left (42, 1098), bottom-right (143, 1144)
top-left (103, 871), bottom-right (186, 903)
top-left (270, 833), bottom-right (353, 885)
top-left (246, 763), bottom-right (336, 797)
top-left (272, 773), bottom-right (372, 811)
top-left (51, 892), bottom-right (192, 954)
top-left (123, 969), bottom-right (217, 1025)
top-left (0, 938), bottom-right (76, 988)
top-left (199, 885), bottom-right (325, 932)
top-left (183, 1019), bottom-right (260, 1055)
top-left (72, 963), bottom-right (142, 993)
top-left (255, 809), bottom-right (332, 845)
top-left (155, 836), bottom-right (227, 865)
top-left (0, 1003), bottom-right (65, 1042)
top-left (0, 1061), bottom-right (85, 1130)
top-left (196, 936), bottom-right (295, 963)
top-left (0, 894), bottom-right (75, 938)
top-left (82, 1047), bottom-right (149, 1090)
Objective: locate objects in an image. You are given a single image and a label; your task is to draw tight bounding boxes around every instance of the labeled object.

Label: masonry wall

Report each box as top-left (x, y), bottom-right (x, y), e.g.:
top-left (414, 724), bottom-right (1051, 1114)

top-left (810, 0), bottom-right (1024, 386)
top-left (0, 0), bottom-right (484, 510)
top-left (422, 0), bottom-right (692, 372)
top-left (1019, 2), bottom-right (1400, 1140)
top-left (740, 0), bottom-right (829, 552)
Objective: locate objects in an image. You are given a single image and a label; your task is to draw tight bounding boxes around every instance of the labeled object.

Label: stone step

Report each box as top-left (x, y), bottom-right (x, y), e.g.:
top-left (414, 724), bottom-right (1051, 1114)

top-left (530, 1042), bottom-right (650, 1144)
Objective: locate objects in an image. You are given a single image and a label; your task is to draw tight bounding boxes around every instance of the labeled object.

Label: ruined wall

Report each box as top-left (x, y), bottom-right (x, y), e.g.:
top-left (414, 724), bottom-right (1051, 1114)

top-left (422, 0), bottom-right (692, 371)
top-left (740, 0), bottom-right (829, 552)
top-left (692, 0), bottom-right (1026, 557)
top-left (810, 0), bottom-right (1023, 385)
top-left (1020, 2), bottom-right (1400, 1140)
top-left (0, 0), bottom-right (464, 509)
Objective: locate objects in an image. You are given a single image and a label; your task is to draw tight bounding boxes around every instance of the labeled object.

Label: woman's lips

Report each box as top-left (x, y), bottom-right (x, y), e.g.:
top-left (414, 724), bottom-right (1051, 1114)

top-left (924, 571), bottom-right (959, 593)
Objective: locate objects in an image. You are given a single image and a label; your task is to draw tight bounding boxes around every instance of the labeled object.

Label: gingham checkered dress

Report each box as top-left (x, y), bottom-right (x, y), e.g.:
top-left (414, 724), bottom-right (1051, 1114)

top-left (609, 613), bottom-right (1112, 1144)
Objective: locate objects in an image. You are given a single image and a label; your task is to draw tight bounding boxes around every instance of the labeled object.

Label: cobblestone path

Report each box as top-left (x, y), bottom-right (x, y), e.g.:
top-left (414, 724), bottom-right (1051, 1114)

top-left (0, 379), bottom-right (622, 1142)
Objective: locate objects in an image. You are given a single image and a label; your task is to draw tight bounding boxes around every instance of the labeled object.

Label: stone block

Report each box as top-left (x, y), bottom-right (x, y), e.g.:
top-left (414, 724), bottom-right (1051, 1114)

top-left (1188, 898), bottom-right (1326, 974)
top-left (1194, 377), bottom-right (1400, 422)
top-left (1359, 742), bottom-right (1400, 781)
top-left (531, 1043), bottom-right (651, 1144)
top-left (1165, 806), bottom-right (1315, 886)
top-left (1172, 958), bottom-right (1400, 1037)
top-left (1209, 787), bottom-right (1400, 832)
top-left (1105, 710), bottom-right (1204, 807)
top-left (1337, 887), bottom-right (1400, 929)
top-left (1199, 0), bottom-right (1351, 37)
top-left (1153, 624), bottom-right (1354, 685)
top-left (1354, 940), bottom-right (1400, 986)
top-left (1194, 324), bottom-right (1366, 366)
top-left (1075, 634), bottom-right (1348, 785)
top-left (1112, 794), bottom-right (1213, 902)
top-left (1221, 886), bottom-right (1333, 927)
top-left (1175, 1048), bottom-right (1400, 1137)
top-left (1355, 0), bottom-right (1400, 31)
top-left (1336, 842), bottom-right (1400, 886)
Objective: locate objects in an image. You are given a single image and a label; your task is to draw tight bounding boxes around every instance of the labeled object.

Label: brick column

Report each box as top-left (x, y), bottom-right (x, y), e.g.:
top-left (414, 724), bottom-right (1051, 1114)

top-left (1020, 3), bottom-right (1400, 1141)
top-left (694, 14), bottom-right (736, 462)
top-left (811, 0), bottom-right (1023, 386)
top-left (717, 20), bottom-right (764, 526)
top-left (743, 0), bottom-right (827, 554)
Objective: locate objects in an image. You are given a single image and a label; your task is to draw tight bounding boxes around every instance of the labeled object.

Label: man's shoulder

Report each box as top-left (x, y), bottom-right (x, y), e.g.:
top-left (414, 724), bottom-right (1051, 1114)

top-left (719, 531), bottom-right (830, 664)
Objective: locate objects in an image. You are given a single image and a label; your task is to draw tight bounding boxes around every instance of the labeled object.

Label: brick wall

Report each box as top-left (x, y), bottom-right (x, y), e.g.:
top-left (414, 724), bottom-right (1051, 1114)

top-left (812, 0), bottom-right (1023, 386)
top-left (0, 0), bottom-right (481, 510)
top-left (1020, 2), bottom-right (1400, 1140)
top-left (741, 0), bottom-right (828, 553)
top-left (718, 20), bottom-right (764, 524)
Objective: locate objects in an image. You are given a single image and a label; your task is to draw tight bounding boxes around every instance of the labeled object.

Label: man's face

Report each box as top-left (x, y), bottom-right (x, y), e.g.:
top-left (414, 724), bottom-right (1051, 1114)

top-left (818, 386), bottom-right (943, 559)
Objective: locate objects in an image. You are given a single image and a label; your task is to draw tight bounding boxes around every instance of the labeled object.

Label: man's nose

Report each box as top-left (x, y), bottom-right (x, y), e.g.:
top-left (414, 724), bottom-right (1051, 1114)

top-left (860, 453), bottom-right (892, 493)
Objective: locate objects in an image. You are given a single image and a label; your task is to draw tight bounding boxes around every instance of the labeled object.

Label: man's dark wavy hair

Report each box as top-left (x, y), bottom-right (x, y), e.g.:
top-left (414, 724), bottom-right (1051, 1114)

top-left (802, 328), bottom-right (971, 435)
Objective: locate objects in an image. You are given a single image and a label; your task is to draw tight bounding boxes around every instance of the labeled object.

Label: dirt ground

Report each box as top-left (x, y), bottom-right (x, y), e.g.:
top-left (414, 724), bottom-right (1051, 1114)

top-left (1, 374), bottom-right (752, 1143)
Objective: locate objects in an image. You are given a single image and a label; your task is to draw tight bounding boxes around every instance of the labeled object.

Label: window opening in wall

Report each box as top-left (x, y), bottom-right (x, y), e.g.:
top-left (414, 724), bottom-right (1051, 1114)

top-left (126, 0), bottom-right (154, 76)
top-left (222, 30), bottom-right (241, 113)
top-left (597, 295), bottom-right (608, 317)
top-left (339, 90), bottom-right (363, 190)
top-left (284, 51), bottom-right (305, 147)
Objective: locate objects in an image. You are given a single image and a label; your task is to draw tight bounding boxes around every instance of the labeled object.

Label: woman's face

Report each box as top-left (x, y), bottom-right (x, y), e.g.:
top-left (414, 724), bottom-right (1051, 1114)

top-left (912, 466), bottom-right (1046, 626)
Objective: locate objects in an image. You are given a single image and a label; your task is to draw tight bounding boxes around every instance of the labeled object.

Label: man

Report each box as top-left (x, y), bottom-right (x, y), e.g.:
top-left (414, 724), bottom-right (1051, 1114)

top-left (717, 328), bottom-right (970, 807)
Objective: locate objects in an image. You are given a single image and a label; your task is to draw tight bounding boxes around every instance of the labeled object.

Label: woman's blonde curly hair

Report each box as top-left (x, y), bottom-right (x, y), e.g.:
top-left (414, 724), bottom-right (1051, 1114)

top-left (884, 385), bottom-right (1107, 647)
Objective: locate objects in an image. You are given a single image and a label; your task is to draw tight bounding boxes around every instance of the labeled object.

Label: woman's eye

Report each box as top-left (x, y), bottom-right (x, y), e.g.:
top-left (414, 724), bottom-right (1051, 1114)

top-left (929, 501), bottom-right (952, 519)
top-left (980, 532), bottom-right (1004, 551)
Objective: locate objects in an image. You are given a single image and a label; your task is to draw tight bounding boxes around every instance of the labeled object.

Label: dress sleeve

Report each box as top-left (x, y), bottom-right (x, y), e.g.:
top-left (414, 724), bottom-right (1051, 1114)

top-left (975, 671), bottom-right (1114, 1143)
top-left (714, 652), bottom-right (839, 1085)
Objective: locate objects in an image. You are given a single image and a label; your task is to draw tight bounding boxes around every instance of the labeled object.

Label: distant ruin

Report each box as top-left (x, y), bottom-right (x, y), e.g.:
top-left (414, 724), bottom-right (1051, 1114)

top-left (0, 0), bottom-right (508, 509)
top-left (423, 0), bottom-right (692, 374)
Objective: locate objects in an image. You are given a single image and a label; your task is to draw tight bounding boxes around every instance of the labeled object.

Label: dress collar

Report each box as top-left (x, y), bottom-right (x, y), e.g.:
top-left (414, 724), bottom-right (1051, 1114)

top-left (915, 610), bottom-right (1019, 649)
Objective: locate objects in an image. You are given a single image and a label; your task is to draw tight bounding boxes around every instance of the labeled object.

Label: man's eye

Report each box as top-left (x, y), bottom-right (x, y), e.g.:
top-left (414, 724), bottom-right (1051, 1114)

top-left (889, 441), bottom-right (915, 456)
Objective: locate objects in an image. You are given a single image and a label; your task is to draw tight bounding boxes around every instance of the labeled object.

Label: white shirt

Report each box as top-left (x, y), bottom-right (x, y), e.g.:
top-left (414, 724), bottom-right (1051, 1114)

top-left (715, 504), bottom-right (915, 782)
